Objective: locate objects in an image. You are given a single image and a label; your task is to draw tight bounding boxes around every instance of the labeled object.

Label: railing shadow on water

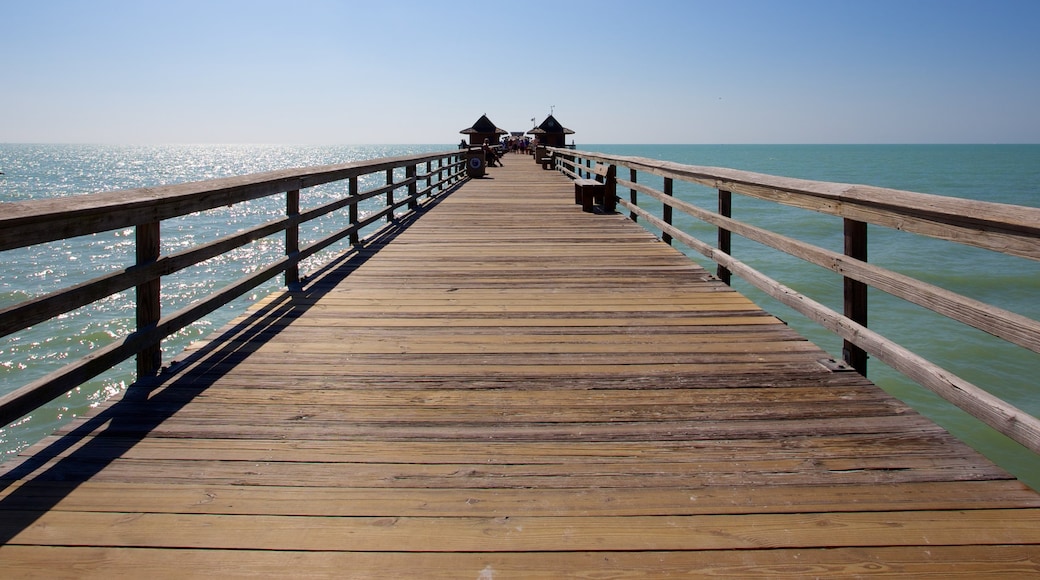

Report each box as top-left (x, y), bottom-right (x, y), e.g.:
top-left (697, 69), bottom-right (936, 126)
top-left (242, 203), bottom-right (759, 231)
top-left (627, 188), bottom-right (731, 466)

top-left (0, 182), bottom-right (460, 544)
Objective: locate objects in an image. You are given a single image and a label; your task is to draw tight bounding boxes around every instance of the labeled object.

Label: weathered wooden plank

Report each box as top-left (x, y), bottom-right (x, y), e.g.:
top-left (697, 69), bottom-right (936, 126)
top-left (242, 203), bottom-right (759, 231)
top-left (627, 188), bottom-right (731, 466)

top-left (39, 397), bottom-right (909, 426)
top-left (44, 415), bottom-right (965, 444)
top-left (6, 510), bottom-right (1040, 551)
top-left (13, 431), bottom-right (989, 465)
top-left (3, 545), bottom-right (1038, 579)
top-left (117, 384), bottom-right (896, 406)
top-left (141, 370), bottom-right (873, 391)
top-left (7, 458), bottom-right (1011, 489)
top-left (6, 480), bottom-right (1038, 516)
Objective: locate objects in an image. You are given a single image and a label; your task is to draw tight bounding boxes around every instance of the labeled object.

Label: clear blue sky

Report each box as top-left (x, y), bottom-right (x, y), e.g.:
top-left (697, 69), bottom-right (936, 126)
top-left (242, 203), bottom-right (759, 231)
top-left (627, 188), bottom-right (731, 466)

top-left (3, 0), bottom-right (1038, 144)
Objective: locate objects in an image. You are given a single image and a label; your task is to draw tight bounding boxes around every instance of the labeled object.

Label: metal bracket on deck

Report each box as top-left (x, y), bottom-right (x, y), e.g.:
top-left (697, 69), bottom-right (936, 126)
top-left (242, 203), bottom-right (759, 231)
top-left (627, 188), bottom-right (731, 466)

top-left (817, 357), bottom-right (855, 372)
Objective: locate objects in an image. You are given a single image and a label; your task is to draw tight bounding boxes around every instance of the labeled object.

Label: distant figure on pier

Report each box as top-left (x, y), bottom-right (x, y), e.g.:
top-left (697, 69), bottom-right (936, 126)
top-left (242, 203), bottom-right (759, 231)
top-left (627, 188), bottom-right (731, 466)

top-left (483, 139), bottom-right (501, 167)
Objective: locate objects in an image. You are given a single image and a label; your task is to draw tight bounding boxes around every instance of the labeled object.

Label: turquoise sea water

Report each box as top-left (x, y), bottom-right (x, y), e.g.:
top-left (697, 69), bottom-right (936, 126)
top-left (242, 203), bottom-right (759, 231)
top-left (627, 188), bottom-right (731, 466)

top-left (1, 143), bottom-right (1038, 490)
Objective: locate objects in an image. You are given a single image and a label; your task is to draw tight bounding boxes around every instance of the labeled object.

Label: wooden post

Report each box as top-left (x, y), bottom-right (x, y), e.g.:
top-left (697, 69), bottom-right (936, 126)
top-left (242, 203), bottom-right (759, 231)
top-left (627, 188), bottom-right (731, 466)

top-left (135, 221), bottom-right (161, 377)
top-left (425, 161), bottom-right (432, 197)
top-left (717, 189), bottom-right (732, 285)
top-left (407, 164), bottom-right (418, 210)
top-left (604, 164), bottom-right (617, 213)
top-left (386, 168), bottom-right (395, 223)
top-left (285, 189), bottom-right (300, 288)
top-left (629, 168), bottom-right (638, 222)
top-left (431, 160), bottom-right (438, 194)
top-left (662, 177), bottom-right (673, 246)
top-left (349, 176), bottom-right (360, 246)
top-left (844, 218), bottom-right (868, 375)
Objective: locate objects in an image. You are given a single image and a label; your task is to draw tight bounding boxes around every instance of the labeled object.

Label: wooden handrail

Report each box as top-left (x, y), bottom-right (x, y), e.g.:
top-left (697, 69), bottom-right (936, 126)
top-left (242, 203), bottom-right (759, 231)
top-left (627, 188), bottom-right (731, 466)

top-left (0, 151), bottom-right (465, 426)
top-left (558, 150), bottom-right (1040, 260)
top-left (549, 146), bottom-right (1040, 456)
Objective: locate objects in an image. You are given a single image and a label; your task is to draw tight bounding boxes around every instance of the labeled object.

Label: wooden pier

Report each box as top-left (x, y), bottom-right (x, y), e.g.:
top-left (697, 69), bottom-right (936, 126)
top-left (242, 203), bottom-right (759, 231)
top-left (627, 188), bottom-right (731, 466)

top-left (2, 157), bottom-right (1040, 577)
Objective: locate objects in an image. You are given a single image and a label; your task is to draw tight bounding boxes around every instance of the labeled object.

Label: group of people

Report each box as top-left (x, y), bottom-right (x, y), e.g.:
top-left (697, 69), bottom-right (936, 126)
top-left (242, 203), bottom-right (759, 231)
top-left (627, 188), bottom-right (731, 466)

top-left (501, 136), bottom-right (534, 154)
top-left (458, 135), bottom-right (541, 169)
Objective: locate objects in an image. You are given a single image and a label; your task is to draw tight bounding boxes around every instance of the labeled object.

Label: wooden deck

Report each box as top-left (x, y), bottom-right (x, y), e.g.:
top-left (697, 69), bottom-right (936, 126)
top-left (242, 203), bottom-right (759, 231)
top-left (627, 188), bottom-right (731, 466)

top-left (2, 156), bottom-right (1039, 577)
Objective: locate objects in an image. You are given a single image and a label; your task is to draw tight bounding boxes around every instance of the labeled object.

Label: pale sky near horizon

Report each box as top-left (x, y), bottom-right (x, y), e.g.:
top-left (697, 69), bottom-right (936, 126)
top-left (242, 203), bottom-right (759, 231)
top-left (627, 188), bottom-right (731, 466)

top-left (2, 0), bottom-right (1038, 145)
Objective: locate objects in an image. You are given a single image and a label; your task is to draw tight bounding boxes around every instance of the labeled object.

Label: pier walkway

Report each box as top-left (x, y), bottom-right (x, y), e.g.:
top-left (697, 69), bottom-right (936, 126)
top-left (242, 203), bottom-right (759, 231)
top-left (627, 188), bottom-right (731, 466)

top-left (2, 157), bottom-right (1039, 577)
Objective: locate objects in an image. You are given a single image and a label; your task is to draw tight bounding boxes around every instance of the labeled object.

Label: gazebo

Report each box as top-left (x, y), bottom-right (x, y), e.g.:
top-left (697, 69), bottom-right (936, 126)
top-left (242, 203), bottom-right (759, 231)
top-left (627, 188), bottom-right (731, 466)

top-left (527, 114), bottom-right (574, 147)
top-left (459, 114), bottom-right (508, 146)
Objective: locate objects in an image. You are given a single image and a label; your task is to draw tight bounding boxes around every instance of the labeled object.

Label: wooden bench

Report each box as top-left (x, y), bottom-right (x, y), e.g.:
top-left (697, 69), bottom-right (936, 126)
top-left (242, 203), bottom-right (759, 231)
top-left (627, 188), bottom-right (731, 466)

top-left (572, 162), bottom-right (616, 213)
top-left (534, 146), bottom-right (554, 170)
top-left (573, 177), bottom-right (605, 212)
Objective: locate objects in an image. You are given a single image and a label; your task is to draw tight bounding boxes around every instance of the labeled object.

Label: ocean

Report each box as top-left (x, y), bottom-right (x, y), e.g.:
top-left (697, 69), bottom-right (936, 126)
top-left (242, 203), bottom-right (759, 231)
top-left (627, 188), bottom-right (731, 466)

top-left (2, 143), bottom-right (1038, 490)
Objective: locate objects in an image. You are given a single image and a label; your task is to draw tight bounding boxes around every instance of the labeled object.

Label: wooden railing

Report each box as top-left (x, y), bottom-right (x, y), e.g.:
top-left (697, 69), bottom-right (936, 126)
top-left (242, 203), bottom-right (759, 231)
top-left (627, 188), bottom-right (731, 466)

top-left (0, 151), bottom-right (466, 426)
top-left (550, 146), bottom-right (1040, 456)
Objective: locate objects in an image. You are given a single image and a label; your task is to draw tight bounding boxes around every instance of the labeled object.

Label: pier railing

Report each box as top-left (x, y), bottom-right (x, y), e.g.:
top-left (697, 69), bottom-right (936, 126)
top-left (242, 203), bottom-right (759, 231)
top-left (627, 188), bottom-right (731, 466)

top-left (551, 147), bottom-right (1040, 456)
top-left (0, 151), bottom-right (465, 426)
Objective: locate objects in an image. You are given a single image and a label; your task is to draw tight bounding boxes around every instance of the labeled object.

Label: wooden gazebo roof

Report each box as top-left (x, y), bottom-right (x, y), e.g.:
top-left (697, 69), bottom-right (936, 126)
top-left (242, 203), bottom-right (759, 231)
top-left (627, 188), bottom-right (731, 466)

top-left (460, 114), bottom-right (508, 136)
top-left (526, 114), bottom-right (574, 136)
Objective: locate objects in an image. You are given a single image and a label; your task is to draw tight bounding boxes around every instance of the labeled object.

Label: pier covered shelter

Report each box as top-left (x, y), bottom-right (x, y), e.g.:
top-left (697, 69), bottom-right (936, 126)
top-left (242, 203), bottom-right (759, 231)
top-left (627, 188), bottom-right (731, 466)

top-left (527, 114), bottom-right (574, 147)
top-left (459, 114), bottom-right (508, 146)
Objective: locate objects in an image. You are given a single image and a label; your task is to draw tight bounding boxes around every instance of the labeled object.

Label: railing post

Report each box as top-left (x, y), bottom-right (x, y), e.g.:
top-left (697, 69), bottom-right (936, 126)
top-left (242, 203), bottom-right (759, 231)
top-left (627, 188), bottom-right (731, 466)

top-left (135, 221), bottom-right (161, 377)
top-left (434, 159), bottom-right (441, 193)
top-left (604, 164), bottom-right (617, 213)
top-left (844, 218), bottom-right (868, 374)
top-left (386, 168), bottom-right (395, 222)
top-left (407, 164), bottom-right (418, 210)
top-left (285, 189), bottom-right (300, 288)
top-left (662, 177), bottom-right (673, 246)
top-left (717, 190), bottom-right (732, 285)
top-left (425, 160), bottom-right (432, 197)
top-left (349, 176), bottom-right (360, 246)
top-left (629, 168), bottom-right (638, 222)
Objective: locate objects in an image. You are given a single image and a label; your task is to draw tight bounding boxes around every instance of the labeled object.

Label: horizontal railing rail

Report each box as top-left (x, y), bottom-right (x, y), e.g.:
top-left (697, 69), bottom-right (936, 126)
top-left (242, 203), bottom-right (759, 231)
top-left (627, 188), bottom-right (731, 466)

top-left (549, 147), bottom-right (1040, 456)
top-left (0, 151), bottom-right (466, 426)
